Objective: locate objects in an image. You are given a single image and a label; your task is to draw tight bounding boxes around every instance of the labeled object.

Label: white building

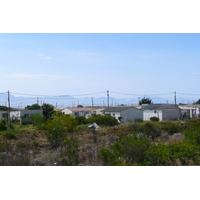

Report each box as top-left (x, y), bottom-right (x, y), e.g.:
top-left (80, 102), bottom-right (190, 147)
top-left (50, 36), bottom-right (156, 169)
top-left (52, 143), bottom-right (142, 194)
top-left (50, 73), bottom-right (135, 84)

top-left (101, 106), bottom-right (143, 123)
top-left (178, 104), bottom-right (200, 119)
top-left (62, 107), bottom-right (91, 118)
top-left (141, 104), bottom-right (180, 121)
top-left (0, 110), bottom-right (43, 121)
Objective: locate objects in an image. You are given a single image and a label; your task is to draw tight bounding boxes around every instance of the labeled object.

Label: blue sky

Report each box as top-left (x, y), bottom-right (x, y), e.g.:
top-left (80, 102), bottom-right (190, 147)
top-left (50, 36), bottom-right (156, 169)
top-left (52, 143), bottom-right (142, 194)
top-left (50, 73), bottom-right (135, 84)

top-left (0, 33), bottom-right (200, 102)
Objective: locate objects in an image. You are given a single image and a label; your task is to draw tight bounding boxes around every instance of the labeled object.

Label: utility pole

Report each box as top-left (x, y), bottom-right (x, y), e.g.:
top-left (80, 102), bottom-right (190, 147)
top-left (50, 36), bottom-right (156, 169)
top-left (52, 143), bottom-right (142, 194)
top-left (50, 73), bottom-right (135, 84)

top-left (107, 90), bottom-right (109, 107)
top-left (174, 91), bottom-right (177, 105)
top-left (91, 97), bottom-right (94, 108)
top-left (7, 90), bottom-right (11, 128)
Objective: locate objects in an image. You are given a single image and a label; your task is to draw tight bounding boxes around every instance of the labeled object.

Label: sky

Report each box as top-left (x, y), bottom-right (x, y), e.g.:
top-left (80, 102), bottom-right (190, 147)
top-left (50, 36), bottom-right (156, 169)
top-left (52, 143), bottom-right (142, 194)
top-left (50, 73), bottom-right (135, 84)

top-left (0, 33), bottom-right (200, 102)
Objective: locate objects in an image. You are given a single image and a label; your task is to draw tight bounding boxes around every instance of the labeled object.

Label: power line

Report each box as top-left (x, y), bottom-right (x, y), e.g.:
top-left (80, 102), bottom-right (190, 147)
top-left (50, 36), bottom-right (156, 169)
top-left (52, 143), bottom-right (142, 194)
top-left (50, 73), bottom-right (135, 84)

top-left (110, 91), bottom-right (174, 96)
top-left (9, 91), bottom-right (107, 97)
top-left (177, 92), bottom-right (200, 96)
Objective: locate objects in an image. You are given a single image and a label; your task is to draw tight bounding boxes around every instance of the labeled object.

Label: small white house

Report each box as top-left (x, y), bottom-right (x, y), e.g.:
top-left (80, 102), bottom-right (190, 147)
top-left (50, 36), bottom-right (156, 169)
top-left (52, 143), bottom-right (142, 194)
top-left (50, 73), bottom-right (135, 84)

top-left (0, 110), bottom-right (43, 121)
top-left (178, 104), bottom-right (200, 119)
top-left (62, 107), bottom-right (91, 118)
top-left (141, 104), bottom-right (180, 121)
top-left (101, 106), bottom-right (143, 123)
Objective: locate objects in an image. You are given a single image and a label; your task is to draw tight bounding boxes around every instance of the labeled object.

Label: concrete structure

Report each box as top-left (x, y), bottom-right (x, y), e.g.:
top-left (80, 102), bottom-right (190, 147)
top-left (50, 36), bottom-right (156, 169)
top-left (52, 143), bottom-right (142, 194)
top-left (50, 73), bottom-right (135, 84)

top-left (62, 107), bottom-right (91, 118)
top-left (101, 106), bottom-right (143, 123)
top-left (141, 104), bottom-right (180, 121)
top-left (178, 104), bottom-right (200, 119)
top-left (90, 108), bottom-right (104, 116)
top-left (0, 110), bottom-right (43, 121)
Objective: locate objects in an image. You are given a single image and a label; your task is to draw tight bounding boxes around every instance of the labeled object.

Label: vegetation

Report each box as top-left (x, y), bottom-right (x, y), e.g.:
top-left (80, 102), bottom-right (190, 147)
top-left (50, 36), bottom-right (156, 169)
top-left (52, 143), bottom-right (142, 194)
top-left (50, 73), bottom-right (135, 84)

top-left (87, 115), bottom-right (119, 126)
top-left (0, 106), bottom-right (9, 111)
top-left (193, 99), bottom-right (200, 105)
top-left (0, 120), bottom-right (7, 131)
top-left (0, 114), bottom-right (200, 166)
top-left (139, 97), bottom-right (153, 105)
top-left (150, 116), bottom-right (159, 122)
top-left (25, 104), bottom-right (41, 110)
top-left (42, 103), bottom-right (55, 121)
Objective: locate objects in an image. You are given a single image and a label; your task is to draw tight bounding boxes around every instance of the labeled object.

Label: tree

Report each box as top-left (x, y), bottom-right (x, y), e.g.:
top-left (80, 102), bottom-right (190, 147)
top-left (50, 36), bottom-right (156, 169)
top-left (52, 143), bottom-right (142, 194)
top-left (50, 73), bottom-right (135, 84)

top-left (42, 103), bottom-right (55, 121)
top-left (193, 99), bottom-right (200, 105)
top-left (0, 106), bottom-right (9, 111)
top-left (25, 104), bottom-right (41, 110)
top-left (77, 105), bottom-right (83, 107)
top-left (139, 97), bottom-right (153, 105)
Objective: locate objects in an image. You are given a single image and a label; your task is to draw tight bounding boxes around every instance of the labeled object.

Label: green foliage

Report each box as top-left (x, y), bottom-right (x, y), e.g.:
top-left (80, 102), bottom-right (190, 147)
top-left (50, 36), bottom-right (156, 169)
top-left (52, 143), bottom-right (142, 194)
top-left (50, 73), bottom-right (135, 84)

top-left (30, 113), bottom-right (44, 128)
top-left (144, 142), bottom-right (200, 166)
top-left (0, 106), bottom-right (9, 111)
top-left (59, 136), bottom-right (80, 166)
top-left (88, 115), bottom-right (119, 126)
top-left (25, 104), bottom-right (41, 110)
top-left (0, 120), bottom-right (7, 131)
top-left (77, 105), bottom-right (83, 107)
top-left (44, 113), bottom-right (78, 148)
top-left (139, 97), bottom-right (153, 105)
top-left (161, 121), bottom-right (181, 135)
top-left (99, 134), bottom-right (151, 165)
top-left (142, 121), bottom-right (161, 139)
top-left (3, 132), bottom-right (17, 140)
top-left (193, 99), bottom-right (200, 104)
top-left (74, 116), bottom-right (88, 125)
top-left (42, 103), bottom-right (55, 121)
top-left (183, 119), bottom-right (200, 145)
top-left (150, 117), bottom-right (159, 122)
top-left (134, 118), bottom-right (143, 123)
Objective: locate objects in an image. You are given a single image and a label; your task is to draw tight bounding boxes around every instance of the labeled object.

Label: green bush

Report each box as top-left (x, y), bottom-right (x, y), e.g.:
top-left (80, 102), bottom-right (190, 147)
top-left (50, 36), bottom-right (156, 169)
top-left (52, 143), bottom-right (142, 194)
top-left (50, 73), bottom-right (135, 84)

top-left (4, 132), bottom-right (17, 140)
top-left (150, 117), bottom-right (159, 122)
top-left (144, 142), bottom-right (200, 166)
top-left (0, 120), bottom-right (7, 131)
top-left (88, 115), bottom-right (119, 126)
top-left (161, 121), bottom-right (181, 135)
top-left (74, 116), bottom-right (88, 125)
top-left (142, 122), bottom-right (162, 139)
top-left (183, 119), bottom-right (200, 145)
top-left (99, 134), bottom-right (151, 165)
top-left (134, 118), bottom-right (143, 123)
top-left (30, 114), bottom-right (44, 128)
top-left (59, 136), bottom-right (80, 166)
top-left (44, 113), bottom-right (78, 148)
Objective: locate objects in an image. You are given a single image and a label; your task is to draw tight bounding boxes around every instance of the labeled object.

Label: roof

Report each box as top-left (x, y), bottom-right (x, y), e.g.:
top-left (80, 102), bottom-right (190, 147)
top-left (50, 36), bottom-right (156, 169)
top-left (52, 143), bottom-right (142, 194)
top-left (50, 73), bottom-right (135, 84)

top-left (68, 107), bottom-right (91, 112)
top-left (141, 104), bottom-right (179, 110)
top-left (102, 106), bottom-right (136, 112)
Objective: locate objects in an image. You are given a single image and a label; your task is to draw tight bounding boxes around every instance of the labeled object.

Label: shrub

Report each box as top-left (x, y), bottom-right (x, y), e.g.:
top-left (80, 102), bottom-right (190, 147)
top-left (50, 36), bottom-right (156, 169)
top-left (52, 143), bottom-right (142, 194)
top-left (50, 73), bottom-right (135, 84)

top-left (142, 122), bottom-right (162, 139)
top-left (4, 132), bottom-right (17, 140)
top-left (0, 120), bottom-right (7, 131)
top-left (74, 116), bottom-right (88, 125)
top-left (88, 115), bottom-right (119, 126)
top-left (99, 134), bottom-right (151, 165)
top-left (44, 113), bottom-right (78, 148)
top-left (144, 142), bottom-right (200, 166)
top-left (58, 136), bottom-right (80, 166)
top-left (30, 114), bottom-right (44, 128)
top-left (150, 117), bottom-right (159, 122)
top-left (134, 118), bottom-right (143, 123)
top-left (162, 121), bottom-right (181, 135)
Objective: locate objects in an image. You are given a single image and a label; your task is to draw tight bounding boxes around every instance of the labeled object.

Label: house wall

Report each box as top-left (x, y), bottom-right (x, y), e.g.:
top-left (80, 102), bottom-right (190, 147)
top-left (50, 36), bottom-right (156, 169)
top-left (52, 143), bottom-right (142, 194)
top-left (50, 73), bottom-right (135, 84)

top-left (62, 108), bottom-right (72, 115)
top-left (121, 108), bottom-right (143, 122)
top-left (143, 110), bottom-right (163, 121)
top-left (11, 110), bottom-right (43, 120)
top-left (0, 110), bottom-right (43, 121)
top-left (162, 109), bottom-right (180, 120)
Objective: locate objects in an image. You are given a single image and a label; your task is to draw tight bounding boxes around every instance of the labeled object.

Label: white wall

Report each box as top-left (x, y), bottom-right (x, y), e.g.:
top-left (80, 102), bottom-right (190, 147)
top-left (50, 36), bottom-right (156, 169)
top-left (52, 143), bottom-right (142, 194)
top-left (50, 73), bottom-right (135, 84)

top-left (143, 110), bottom-right (162, 121)
top-left (62, 108), bottom-right (72, 115)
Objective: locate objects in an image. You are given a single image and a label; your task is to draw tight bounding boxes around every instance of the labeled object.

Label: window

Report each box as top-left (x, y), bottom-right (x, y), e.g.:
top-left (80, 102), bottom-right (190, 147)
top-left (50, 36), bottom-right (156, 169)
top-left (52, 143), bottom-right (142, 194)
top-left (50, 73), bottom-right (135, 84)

top-left (154, 110), bottom-right (157, 114)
